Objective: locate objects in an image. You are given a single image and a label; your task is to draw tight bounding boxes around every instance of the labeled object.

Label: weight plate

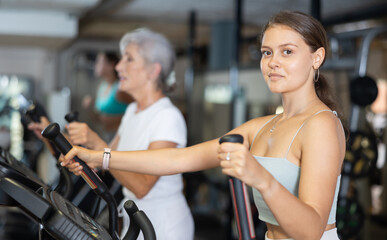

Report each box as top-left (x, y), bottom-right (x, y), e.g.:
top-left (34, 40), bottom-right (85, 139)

top-left (350, 76), bottom-right (378, 107)
top-left (342, 131), bottom-right (378, 178)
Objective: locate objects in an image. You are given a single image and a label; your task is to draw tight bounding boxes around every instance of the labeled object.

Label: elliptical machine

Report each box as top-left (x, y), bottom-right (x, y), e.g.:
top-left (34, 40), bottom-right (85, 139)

top-left (0, 123), bottom-right (156, 240)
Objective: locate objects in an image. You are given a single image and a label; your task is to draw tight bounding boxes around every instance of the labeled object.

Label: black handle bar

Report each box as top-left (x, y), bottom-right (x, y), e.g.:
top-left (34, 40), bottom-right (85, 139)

top-left (219, 134), bottom-right (255, 240)
top-left (25, 103), bottom-right (74, 198)
top-left (64, 111), bottom-right (79, 123)
top-left (42, 122), bottom-right (119, 239)
top-left (123, 200), bottom-right (156, 240)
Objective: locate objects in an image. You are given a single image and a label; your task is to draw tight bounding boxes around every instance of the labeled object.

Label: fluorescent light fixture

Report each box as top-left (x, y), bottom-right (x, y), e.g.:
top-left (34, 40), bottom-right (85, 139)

top-left (0, 9), bottom-right (78, 38)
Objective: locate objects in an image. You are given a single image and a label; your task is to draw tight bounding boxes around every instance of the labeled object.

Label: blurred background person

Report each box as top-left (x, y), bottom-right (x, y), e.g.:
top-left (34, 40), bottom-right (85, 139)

top-left (82, 51), bottom-right (133, 141)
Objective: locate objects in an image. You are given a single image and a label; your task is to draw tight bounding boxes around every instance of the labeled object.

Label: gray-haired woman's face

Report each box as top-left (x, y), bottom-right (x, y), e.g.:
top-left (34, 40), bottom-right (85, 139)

top-left (115, 44), bottom-right (154, 95)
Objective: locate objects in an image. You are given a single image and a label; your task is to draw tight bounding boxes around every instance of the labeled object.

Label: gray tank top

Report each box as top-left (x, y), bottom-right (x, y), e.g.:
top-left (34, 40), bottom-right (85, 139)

top-left (251, 110), bottom-right (341, 226)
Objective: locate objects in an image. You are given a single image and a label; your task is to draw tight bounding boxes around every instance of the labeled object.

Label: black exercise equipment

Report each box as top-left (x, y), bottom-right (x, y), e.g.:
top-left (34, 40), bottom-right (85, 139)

top-left (336, 195), bottom-right (365, 239)
top-left (342, 131), bottom-right (378, 178)
top-left (64, 111), bottom-right (79, 123)
top-left (219, 134), bottom-right (255, 240)
top-left (63, 110), bottom-right (102, 217)
top-left (1, 177), bottom-right (113, 240)
top-left (0, 146), bottom-right (112, 240)
top-left (0, 148), bottom-right (42, 240)
top-left (24, 102), bottom-right (73, 198)
top-left (64, 111), bottom-right (123, 222)
top-left (1, 146), bottom-right (155, 240)
top-left (0, 147), bottom-right (46, 205)
top-left (41, 122), bottom-right (119, 237)
top-left (0, 145), bottom-right (55, 240)
top-left (349, 75), bottom-right (378, 107)
top-left (24, 102), bottom-right (61, 159)
top-left (123, 200), bottom-right (156, 240)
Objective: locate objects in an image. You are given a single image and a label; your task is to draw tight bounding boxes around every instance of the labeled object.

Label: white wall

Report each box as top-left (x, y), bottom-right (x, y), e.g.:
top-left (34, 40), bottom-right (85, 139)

top-left (0, 46), bottom-right (58, 99)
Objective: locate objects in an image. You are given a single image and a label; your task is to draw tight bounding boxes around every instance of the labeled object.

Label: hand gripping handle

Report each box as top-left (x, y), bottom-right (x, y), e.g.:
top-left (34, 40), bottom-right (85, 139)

top-left (64, 111), bottom-right (79, 123)
top-left (219, 134), bottom-right (255, 240)
top-left (41, 122), bottom-right (119, 238)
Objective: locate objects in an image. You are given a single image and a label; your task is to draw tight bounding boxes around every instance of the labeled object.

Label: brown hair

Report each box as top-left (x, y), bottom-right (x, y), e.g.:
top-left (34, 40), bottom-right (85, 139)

top-left (260, 11), bottom-right (347, 133)
top-left (100, 51), bottom-right (119, 79)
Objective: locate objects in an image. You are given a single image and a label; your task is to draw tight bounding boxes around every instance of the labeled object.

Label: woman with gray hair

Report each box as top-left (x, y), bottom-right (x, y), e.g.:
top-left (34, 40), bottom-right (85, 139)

top-left (63, 28), bottom-right (194, 239)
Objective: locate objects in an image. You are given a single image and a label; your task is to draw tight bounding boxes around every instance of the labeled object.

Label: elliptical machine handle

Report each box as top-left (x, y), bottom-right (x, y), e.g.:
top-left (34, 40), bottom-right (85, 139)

top-left (25, 103), bottom-right (61, 159)
top-left (25, 103), bottom-right (73, 198)
top-left (219, 134), bottom-right (255, 240)
top-left (122, 200), bottom-right (140, 240)
top-left (42, 122), bottom-right (119, 239)
top-left (64, 111), bottom-right (79, 123)
top-left (123, 200), bottom-right (156, 240)
top-left (133, 211), bottom-right (156, 240)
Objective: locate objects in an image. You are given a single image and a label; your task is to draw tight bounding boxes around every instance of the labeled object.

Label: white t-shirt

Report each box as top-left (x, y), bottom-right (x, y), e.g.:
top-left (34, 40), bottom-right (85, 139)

top-left (117, 97), bottom-right (194, 240)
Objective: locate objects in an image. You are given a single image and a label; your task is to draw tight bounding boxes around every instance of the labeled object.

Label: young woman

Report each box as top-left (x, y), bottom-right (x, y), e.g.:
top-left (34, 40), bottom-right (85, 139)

top-left (61, 11), bottom-right (346, 240)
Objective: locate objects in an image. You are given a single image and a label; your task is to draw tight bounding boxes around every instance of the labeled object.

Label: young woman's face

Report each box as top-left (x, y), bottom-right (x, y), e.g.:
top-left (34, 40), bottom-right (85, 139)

top-left (260, 25), bottom-right (316, 94)
top-left (115, 44), bottom-right (152, 94)
top-left (94, 54), bottom-right (115, 78)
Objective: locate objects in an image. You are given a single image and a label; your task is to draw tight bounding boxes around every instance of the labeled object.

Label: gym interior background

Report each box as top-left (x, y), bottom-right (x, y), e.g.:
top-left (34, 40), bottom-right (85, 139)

top-left (0, 0), bottom-right (386, 239)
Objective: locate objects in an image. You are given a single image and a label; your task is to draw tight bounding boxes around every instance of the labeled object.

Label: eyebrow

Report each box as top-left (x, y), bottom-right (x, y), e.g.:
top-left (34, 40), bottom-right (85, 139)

top-left (261, 43), bottom-right (298, 49)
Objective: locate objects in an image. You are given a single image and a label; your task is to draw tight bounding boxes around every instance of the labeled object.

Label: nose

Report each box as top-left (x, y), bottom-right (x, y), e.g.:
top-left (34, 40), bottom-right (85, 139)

top-left (115, 58), bottom-right (123, 72)
top-left (267, 53), bottom-right (280, 69)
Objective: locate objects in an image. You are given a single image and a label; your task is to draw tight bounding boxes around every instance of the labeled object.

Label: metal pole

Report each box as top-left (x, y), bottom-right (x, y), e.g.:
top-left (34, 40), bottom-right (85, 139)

top-left (185, 10), bottom-right (196, 146)
top-left (230, 0), bottom-right (242, 129)
top-left (311, 0), bottom-right (321, 22)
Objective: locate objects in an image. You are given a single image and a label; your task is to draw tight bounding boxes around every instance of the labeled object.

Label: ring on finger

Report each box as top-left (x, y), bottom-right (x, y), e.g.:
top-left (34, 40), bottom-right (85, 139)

top-left (226, 152), bottom-right (231, 161)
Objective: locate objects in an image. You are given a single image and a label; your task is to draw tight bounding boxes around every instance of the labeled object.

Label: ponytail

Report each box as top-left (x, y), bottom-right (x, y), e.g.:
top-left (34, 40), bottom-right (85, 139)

top-left (315, 73), bottom-right (349, 138)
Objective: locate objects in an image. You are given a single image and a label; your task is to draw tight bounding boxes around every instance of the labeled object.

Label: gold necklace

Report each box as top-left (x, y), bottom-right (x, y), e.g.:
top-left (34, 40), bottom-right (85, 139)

top-left (269, 116), bottom-right (280, 133)
top-left (269, 99), bottom-right (318, 134)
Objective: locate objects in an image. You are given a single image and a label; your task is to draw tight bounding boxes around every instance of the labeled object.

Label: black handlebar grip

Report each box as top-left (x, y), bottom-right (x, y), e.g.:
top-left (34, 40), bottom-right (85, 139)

top-left (25, 104), bottom-right (41, 122)
top-left (123, 200), bottom-right (140, 240)
top-left (218, 134), bottom-right (244, 145)
top-left (41, 123), bottom-right (106, 192)
top-left (25, 102), bottom-right (48, 123)
top-left (64, 111), bottom-right (79, 123)
top-left (123, 200), bottom-right (156, 240)
top-left (25, 104), bottom-right (61, 159)
top-left (41, 122), bottom-right (119, 237)
top-left (64, 111), bottom-right (87, 149)
top-left (133, 211), bottom-right (156, 240)
top-left (219, 134), bottom-right (255, 240)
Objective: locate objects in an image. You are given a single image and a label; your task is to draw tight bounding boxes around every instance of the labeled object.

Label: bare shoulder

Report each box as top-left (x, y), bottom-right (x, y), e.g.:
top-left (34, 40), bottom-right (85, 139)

top-left (301, 110), bottom-right (346, 155)
top-left (304, 110), bottom-right (343, 134)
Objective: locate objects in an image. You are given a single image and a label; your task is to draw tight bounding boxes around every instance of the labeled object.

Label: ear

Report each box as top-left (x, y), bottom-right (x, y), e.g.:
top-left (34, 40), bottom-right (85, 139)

top-left (313, 47), bottom-right (325, 69)
top-left (148, 62), bottom-right (162, 81)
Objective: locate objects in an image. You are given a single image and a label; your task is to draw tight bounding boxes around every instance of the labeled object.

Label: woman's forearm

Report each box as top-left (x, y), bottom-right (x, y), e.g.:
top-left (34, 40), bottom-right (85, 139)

top-left (63, 139), bottom-right (220, 182)
top-left (108, 140), bottom-right (220, 175)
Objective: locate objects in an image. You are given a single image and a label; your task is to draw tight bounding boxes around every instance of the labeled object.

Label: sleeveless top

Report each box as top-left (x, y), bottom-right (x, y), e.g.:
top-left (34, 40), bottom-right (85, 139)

top-left (95, 81), bottom-right (128, 115)
top-left (251, 110), bottom-right (342, 226)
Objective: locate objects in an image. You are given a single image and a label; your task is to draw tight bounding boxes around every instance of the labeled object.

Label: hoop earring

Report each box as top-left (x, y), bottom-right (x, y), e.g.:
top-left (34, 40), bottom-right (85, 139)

top-left (314, 68), bottom-right (320, 83)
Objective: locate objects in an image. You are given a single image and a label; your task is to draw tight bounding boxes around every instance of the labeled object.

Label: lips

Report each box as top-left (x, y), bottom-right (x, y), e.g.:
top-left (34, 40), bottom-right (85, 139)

top-left (268, 73), bottom-right (283, 80)
top-left (268, 72), bottom-right (282, 77)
